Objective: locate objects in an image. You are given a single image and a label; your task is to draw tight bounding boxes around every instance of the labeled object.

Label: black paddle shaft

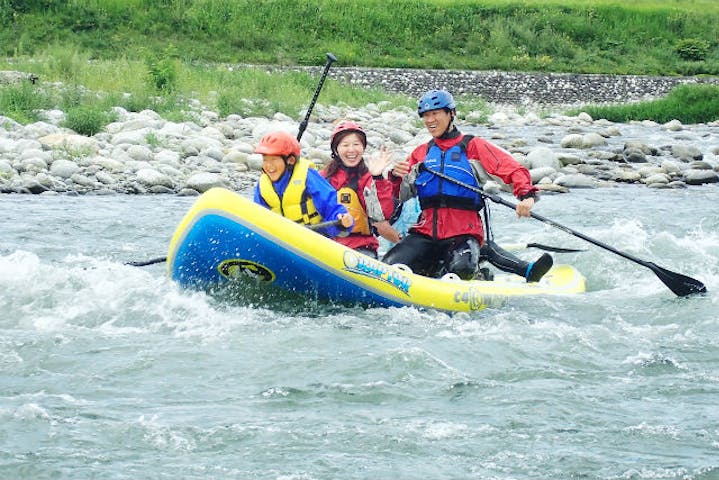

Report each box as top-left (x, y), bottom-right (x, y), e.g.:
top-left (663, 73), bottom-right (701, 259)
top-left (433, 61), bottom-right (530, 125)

top-left (125, 256), bottom-right (166, 267)
top-left (419, 164), bottom-right (706, 297)
top-left (297, 52), bottom-right (337, 141)
top-left (306, 218), bottom-right (343, 231)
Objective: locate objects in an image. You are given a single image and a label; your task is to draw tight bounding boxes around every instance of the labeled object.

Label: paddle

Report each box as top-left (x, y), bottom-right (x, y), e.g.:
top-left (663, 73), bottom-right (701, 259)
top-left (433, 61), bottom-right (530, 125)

top-left (307, 218), bottom-right (343, 231)
top-left (418, 163), bottom-right (706, 297)
top-left (297, 52), bottom-right (337, 141)
top-left (501, 242), bottom-right (586, 253)
top-left (128, 53), bottom-right (339, 268)
top-left (126, 256), bottom-right (166, 267)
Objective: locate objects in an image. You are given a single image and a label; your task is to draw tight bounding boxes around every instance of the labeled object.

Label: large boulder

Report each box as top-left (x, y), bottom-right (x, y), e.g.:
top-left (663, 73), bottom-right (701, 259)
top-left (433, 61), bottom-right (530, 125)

top-left (49, 159), bottom-right (81, 179)
top-left (184, 172), bottom-right (226, 193)
top-left (684, 169), bottom-right (718, 185)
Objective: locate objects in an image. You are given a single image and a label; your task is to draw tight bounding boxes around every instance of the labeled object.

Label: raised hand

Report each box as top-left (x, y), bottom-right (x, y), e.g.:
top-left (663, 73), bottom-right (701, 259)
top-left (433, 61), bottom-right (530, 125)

top-left (366, 145), bottom-right (394, 176)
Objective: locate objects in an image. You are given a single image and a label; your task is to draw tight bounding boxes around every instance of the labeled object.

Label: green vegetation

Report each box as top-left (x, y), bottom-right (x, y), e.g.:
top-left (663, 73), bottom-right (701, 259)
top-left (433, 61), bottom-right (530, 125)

top-left (675, 38), bottom-right (712, 62)
top-left (0, 82), bottom-right (53, 124)
top-left (1, 0), bottom-right (718, 126)
top-left (0, 49), bottom-right (419, 128)
top-left (64, 104), bottom-right (118, 136)
top-left (1, 46), bottom-right (717, 127)
top-left (1, 0), bottom-right (718, 75)
top-left (569, 84), bottom-right (719, 124)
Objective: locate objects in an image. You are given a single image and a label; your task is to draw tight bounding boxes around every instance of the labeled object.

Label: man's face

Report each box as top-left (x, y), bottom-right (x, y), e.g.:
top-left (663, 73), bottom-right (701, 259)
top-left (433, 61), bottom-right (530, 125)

top-left (421, 109), bottom-right (452, 138)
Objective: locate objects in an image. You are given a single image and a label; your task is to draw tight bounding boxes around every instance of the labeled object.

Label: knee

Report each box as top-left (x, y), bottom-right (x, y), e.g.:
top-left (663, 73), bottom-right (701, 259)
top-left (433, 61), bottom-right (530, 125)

top-left (447, 238), bottom-right (481, 280)
top-left (446, 252), bottom-right (478, 280)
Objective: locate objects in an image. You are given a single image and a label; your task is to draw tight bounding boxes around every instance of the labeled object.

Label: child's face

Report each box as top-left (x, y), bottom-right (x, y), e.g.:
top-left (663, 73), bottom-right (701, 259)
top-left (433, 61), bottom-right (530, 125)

top-left (262, 155), bottom-right (288, 182)
top-left (336, 133), bottom-right (366, 168)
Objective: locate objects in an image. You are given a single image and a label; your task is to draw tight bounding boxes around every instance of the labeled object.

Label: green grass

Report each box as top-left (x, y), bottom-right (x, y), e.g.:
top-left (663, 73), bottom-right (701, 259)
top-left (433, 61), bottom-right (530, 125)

top-left (2, 1), bottom-right (719, 128)
top-left (569, 84), bottom-right (719, 124)
top-left (2, 56), bottom-right (716, 129)
top-left (0, 81), bottom-right (55, 124)
top-left (1, 45), bottom-right (717, 129)
top-left (0, 50), bottom-right (420, 129)
top-left (1, 0), bottom-right (718, 75)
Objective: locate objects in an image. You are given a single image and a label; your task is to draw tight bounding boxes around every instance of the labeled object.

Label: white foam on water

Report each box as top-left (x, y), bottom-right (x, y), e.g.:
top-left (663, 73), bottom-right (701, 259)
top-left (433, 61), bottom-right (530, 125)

top-left (406, 419), bottom-right (472, 440)
top-left (622, 351), bottom-right (686, 370)
top-left (136, 414), bottom-right (198, 452)
top-left (0, 250), bottom-right (276, 340)
top-left (623, 421), bottom-right (683, 439)
top-left (12, 402), bottom-right (51, 421)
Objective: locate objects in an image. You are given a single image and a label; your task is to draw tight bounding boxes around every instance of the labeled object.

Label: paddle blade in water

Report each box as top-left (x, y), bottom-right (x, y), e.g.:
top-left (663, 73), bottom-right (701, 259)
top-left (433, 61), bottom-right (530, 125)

top-left (649, 262), bottom-right (707, 297)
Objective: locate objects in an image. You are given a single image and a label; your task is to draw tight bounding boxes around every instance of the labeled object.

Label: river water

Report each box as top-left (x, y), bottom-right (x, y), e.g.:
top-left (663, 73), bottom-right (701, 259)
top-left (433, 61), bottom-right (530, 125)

top-left (1, 184), bottom-right (718, 479)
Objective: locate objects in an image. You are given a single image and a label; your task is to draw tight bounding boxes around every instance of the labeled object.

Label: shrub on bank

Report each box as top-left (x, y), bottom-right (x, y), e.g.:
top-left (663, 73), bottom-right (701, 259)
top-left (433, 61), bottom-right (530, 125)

top-left (675, 38), bottom-right (711, 62)
top-left (570, 84), bottom-right (719, 124)
top-left (0, 82), bottom-right (54, 124)
top-left (63, 105), bottom-right (117, 136)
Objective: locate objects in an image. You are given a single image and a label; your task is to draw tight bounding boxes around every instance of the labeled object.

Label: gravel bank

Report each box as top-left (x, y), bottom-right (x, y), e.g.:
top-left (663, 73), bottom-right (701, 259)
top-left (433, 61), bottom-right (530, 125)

top-left (1, 68), bottom-right (718, 196)
top-left (264, 65), bottom-right (719, 109)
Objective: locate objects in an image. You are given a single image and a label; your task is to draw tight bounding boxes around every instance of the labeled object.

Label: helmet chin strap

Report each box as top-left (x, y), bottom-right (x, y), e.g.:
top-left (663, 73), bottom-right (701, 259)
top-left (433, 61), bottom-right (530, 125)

top-left (438, 113), bottom-right (459, 139)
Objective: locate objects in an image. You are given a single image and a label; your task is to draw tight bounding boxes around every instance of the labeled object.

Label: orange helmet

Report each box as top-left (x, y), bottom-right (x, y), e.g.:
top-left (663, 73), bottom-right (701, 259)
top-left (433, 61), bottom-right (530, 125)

top-left (254, 131), bottom-right (300, 158)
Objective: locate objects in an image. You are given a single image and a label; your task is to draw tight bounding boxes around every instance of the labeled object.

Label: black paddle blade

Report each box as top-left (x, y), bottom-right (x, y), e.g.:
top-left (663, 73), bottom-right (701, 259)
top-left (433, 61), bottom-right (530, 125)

top-left (126, 256), bottom-right (167, 267)
top-left (526, 243), bottom-right (586, 253)
top-left (648, 262), bottom-right (707, 297)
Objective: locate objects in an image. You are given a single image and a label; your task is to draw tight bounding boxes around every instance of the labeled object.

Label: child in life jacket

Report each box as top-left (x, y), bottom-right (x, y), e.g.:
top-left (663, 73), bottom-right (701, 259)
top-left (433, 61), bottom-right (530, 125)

top-left (253, 131), bottom-right (353, 237)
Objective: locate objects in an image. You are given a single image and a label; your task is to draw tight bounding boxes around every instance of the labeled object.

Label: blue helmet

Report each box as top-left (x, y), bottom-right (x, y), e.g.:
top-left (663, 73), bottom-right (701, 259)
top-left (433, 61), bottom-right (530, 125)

top-left (417, 89), bottom-right (456, 117)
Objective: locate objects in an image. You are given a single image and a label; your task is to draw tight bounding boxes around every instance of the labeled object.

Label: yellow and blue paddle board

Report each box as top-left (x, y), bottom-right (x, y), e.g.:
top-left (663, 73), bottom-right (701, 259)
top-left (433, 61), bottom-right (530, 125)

top-left (167, 188), bottom-right (585, 312)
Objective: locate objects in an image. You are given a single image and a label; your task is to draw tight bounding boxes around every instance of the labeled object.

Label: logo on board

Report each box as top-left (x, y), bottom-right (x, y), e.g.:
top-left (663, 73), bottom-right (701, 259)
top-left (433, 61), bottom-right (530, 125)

top-left (218, 259), bottom-right (276, 282)
top-left (342, 251), bottom-right (411, 295)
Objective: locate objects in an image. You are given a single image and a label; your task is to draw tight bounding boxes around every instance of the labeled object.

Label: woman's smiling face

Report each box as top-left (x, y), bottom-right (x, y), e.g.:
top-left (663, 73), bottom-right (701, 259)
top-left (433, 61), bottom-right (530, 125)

top-left (335, 132), bottom-right (366, 168)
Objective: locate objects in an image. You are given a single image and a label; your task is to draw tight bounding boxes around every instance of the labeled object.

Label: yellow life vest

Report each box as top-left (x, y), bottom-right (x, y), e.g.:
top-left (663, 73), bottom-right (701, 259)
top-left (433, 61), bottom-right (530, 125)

top-left (337, 186), bottom-right (371, 235)
top-left (259, 158), bottom-right (321, 225)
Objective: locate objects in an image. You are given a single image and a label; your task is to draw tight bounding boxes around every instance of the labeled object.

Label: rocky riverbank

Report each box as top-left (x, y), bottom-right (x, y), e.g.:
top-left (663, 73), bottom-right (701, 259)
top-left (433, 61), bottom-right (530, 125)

top-left (1, 69), bottom-right (718, 195)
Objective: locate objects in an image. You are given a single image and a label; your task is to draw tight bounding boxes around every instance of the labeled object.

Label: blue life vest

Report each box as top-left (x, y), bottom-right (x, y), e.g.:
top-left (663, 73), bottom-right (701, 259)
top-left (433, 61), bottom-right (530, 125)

top-left (414, 135), bottom-right (485, 211)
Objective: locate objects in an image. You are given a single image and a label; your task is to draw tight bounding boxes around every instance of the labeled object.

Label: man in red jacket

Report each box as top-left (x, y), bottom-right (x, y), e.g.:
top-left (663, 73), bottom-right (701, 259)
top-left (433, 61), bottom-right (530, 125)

top-left (384, 89), bottom-right (552, 282)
